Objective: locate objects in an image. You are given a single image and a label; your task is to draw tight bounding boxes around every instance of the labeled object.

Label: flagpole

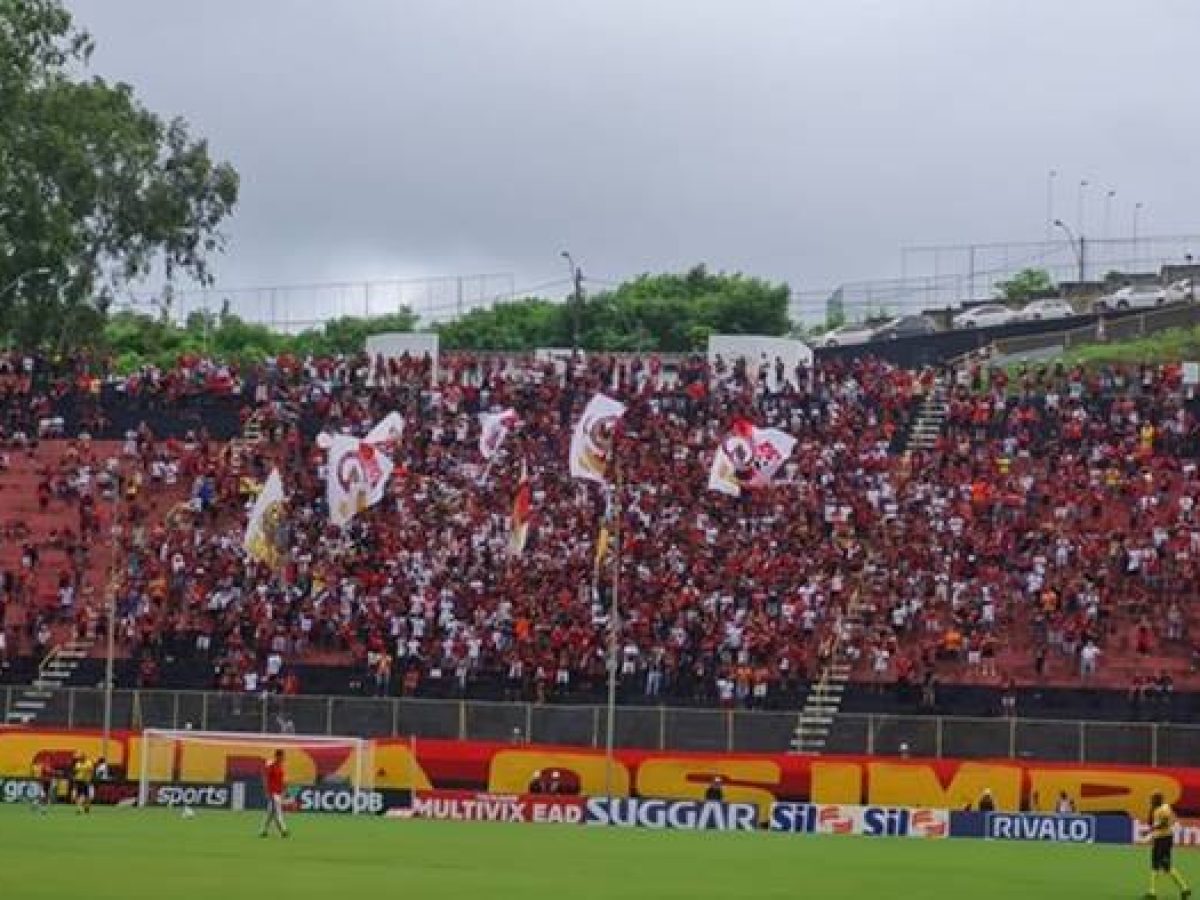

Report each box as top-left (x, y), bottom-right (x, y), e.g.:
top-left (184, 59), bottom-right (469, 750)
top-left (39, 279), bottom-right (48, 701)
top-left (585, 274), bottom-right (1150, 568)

top-left (604, 458), bottom-right (622, 799)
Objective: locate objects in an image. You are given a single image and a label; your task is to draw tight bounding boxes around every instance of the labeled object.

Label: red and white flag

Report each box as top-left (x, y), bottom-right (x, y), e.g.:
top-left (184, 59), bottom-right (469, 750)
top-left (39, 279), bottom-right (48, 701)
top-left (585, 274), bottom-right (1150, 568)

top-left (479, 408), bottom-right (520, 461)
top-left (569, 393), bottom-right (626, 484)
top-left (509, 459), bottom-right (532, 556)
top-left (708, 419), bottom-right (796, 497)
top-left (365, 411), bottom-right (405, 450)
top-left (326, 434), bottom-right (395, 526)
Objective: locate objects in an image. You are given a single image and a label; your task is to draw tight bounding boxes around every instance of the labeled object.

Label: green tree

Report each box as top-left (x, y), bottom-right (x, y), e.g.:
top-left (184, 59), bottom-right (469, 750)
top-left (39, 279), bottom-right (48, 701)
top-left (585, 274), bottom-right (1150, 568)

top-left (0, 0), bottom-right (239, 348)
top-left (995, 268), bottom-right (1055, 303)
top-left (438, 266), bottom-right (790, 352)
top-left (291, 311), bottom-right (420, 357)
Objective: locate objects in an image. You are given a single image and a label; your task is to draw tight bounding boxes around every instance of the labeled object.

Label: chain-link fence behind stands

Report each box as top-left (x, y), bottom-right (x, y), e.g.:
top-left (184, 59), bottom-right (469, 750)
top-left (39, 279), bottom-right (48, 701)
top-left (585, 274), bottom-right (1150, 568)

top-left (8, 687), bottom-right (1200, 766)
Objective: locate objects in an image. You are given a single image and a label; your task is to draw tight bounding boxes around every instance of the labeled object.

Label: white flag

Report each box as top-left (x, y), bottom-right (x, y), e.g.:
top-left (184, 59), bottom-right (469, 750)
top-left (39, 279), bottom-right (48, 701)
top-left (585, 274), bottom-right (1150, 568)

top-left (479, 408), bottom-right (519, 461)
top-left (243, 468), bottom-right (286, 567)
top-left (365, 411), bottom-right (405, 449)
top-left (569, 393), bottom-right (626, 484)
top-left (708, 419), bottom-right (796, 497)
top-left (326, 434), bottom-right (395, 526)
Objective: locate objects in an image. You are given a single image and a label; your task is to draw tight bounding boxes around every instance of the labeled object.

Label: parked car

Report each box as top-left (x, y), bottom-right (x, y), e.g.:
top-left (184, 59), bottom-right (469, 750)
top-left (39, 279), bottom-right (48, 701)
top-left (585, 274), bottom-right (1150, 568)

top-left (953, 304), bottom-right (1018, 328)
top-left (1093, 285), bottom-right (1165, 312)
top-left (817, 322), bottom-right (880, 347)
top-left (872, 314), bottom-right (938, 341)
top-left (1017, 299), bottom-right (1076, 321)
top-left (1165, 278), bottom-right (1196, 304)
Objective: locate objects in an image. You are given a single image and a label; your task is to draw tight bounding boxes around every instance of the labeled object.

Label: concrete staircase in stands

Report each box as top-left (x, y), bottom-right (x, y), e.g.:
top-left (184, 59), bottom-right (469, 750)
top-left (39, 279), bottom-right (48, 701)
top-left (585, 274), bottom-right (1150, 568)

top-left (5, 639), bottom-right (94, 725)
top-left (792, 591), bottom-right (871, 754)
top-left (905, 376), bottom-right (950, 452)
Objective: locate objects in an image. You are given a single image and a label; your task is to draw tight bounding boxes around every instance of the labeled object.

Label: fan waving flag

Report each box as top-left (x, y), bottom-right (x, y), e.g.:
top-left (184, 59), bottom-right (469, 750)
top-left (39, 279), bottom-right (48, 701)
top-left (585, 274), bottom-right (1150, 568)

top-left (326, 434), bottom-right (395, 526)
top-left (509, 459), bottom-right (532, 556)
top-left (569, 393), bottom-right (626, 484)
top-left (365, 411), bottom-right (405, 450)
top-left (708, 419), bottom-right (797, 497)
top-left (479, 408), bottom-right (520, 461)
top-left (244, 468), bottom-right (286, 568)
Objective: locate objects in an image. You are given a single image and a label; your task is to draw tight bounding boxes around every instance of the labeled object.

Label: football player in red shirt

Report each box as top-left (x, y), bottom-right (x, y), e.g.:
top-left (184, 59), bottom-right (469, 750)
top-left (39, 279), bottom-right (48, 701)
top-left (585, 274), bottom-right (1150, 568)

top-left (260, 750), bottom-right (289, 838)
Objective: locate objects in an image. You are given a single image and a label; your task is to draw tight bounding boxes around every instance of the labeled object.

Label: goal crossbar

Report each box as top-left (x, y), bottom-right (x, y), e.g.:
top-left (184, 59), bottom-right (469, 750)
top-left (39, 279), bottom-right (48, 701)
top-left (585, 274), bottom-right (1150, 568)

top-left (138, 729), bottom-right (375, 813)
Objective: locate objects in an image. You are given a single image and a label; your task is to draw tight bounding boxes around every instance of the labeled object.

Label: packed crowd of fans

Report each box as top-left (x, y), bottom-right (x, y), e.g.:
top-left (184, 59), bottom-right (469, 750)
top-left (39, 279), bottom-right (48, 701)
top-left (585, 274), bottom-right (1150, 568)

top-left (2, 348), bottom-right (1199, 708)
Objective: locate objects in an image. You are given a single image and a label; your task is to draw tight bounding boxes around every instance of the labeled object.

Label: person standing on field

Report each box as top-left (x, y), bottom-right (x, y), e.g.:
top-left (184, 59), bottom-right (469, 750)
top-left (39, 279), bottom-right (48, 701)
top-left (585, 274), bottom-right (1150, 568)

top-left (260, 749), bottom-right (289, 838)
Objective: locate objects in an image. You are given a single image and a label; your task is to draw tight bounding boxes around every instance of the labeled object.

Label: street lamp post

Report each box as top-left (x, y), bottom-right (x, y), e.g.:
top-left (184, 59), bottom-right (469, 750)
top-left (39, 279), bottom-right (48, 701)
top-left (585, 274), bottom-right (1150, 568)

top-left (1055, 219), bottom-right (1086, 283)
top-left (1133, 203), bottom-right (1144, 264)
top-left (1077, 180), bottom-right (1089, 236)
top-left (560, 251), bottom-right (584, 355)
top-left (1045, 169), bottom-right (1058, 246)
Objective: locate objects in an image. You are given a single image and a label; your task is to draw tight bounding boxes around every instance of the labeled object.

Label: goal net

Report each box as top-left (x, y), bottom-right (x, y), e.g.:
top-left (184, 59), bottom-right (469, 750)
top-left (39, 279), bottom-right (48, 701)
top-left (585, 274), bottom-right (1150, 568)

top-left (138, 729), bottom-right (375, 813)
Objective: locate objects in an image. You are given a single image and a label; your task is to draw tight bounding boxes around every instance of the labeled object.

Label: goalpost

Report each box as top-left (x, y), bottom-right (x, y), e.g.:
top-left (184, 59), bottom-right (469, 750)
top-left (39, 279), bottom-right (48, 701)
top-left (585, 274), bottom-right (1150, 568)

top-left (138, 729), bottom-right (375, 813)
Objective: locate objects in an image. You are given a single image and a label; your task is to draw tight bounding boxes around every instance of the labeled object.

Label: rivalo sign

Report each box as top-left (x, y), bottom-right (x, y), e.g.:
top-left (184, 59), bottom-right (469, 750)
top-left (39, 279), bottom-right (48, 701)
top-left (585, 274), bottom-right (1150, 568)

top-left (986, 813), bottom-right (1096, 843)
top-left (770, 803), bottom-right (947, 838)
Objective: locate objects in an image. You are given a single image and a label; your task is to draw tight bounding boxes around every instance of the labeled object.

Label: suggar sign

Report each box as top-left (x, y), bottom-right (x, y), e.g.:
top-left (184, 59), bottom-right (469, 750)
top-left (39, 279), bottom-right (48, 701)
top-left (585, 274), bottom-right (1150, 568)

top-left (584, 798), bottom-right (758, 831)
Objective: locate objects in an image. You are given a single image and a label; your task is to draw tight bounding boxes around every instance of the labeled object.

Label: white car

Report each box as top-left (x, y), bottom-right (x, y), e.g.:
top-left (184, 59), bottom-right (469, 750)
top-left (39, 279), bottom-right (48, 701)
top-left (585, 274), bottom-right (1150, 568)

top-left (953, 304), bottom-right (1018, 328)
top-left (1018, 299), bottom-right (1076, 321)
top-left (817, 322), bottom-right (879, 347)
top-left (1165, 279), bottom-right (1196, 304)
top-left (1093, 285), bottom-right (1165, 312)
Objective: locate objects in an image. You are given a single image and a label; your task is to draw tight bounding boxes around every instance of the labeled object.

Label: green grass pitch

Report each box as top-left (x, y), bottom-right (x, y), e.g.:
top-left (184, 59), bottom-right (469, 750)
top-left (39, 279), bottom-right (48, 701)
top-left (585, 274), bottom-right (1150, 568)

top-left (0, 805), bottom-right (1183, 899)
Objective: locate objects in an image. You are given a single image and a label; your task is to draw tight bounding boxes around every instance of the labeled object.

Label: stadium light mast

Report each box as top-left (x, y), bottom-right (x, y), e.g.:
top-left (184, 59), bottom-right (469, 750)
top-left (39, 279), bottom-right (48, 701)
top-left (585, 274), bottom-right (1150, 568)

top-left (101, 463), bottom-right (125, 760)
top-left (1054, 219), bottom-right (1086, 282)
top-left (560, 251), bottom-right (584, 355)
top-left (1044, 169), bottom-right (1057, 246)
top-left (604, 463), bottom-right (622, 800)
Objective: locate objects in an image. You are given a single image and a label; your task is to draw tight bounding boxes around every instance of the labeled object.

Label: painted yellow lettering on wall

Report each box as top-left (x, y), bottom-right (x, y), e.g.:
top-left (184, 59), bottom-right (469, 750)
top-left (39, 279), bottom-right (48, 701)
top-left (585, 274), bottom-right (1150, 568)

top-left (1029, 769), bottom-right (1180, 816)
top-left (868, 762), bottom-right (1022, 811)
top-left (810, 762), bottom-right (863, 804)
top-left (129, 739), bottom-right (320, 785)
top-left (0, 732), bottom-right (125, 777)
top-left (488, 751), bottom-right (630, 797)
top-left (371, 745), bottom-right (432, 790)
top-left (636, 758), bottom-right (780, 818)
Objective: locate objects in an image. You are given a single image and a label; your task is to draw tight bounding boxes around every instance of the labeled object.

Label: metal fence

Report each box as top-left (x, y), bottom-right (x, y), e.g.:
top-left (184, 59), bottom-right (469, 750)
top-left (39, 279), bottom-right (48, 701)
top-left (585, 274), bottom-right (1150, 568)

top-left (5, 687), bottom-right (1200, 766)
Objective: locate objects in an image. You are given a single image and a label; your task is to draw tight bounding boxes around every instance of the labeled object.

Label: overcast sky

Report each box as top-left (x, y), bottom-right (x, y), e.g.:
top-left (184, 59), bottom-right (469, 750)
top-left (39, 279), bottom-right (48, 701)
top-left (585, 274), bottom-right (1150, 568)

top-left (68, 0), bottom-right (1200, 321)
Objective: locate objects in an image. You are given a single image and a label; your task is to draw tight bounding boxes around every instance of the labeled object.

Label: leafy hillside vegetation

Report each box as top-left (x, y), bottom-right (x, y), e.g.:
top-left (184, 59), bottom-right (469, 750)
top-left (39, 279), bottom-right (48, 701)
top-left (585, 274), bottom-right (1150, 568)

top-left (99, 267), bottom-right (791, 370)
top-left (1065, 325), bottom-right (1200, 366)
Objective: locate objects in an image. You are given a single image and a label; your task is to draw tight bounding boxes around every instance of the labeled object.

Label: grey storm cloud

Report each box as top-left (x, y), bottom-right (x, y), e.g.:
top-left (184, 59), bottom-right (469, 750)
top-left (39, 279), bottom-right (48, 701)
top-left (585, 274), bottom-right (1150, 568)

top-left (67, 0), bottom-right (1200, 321)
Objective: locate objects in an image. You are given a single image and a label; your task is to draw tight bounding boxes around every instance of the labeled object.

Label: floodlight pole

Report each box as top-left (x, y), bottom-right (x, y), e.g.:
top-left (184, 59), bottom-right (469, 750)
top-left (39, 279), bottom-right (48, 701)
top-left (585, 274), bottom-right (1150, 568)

top-left (561, 251), bottom-right (584, 355)
top-left (101, 469), bottom-right (122, 760)
top-left (604, 461), bottom-right (622, 799)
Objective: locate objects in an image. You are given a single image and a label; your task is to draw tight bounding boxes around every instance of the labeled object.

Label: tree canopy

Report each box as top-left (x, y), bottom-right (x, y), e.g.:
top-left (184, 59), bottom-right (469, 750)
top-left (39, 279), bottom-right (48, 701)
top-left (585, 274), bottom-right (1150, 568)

top-left (0, 0), bottom-right (239, 348)
top-left (995, 268), bottom-right (1056, 303)
top-left (437, 266), bottom-right (790, 352)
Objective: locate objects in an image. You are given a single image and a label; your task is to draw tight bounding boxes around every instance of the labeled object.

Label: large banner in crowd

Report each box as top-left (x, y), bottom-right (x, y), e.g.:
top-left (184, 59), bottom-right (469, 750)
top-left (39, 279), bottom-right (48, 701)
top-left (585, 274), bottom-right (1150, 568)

top-left (4, 729), bottom-right (1200, 818)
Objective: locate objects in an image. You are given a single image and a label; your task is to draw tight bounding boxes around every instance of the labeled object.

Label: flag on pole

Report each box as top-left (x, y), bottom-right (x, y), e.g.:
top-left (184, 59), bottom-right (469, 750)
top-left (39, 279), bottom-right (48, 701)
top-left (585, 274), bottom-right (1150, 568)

top-left (326, 434), bottom-right (395, 526)
top-left (243, 468), bottom-right (286, 568)
top-left (509, 459), bottom-right (532, 556)
top-left (569, 393), bottom-right (626, 484)
top-left (479, 408), bottom-right (519, 461)
top-left (708, 419), bottom-right (796, 497)
top-left (365, 411), bottom-right (405, 450)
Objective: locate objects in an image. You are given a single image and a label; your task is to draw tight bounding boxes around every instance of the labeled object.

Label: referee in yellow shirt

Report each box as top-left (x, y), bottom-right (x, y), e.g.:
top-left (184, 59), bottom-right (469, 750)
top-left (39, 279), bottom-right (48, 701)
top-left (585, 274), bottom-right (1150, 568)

top-left (1148, 792), bottom-right (1191, 899)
